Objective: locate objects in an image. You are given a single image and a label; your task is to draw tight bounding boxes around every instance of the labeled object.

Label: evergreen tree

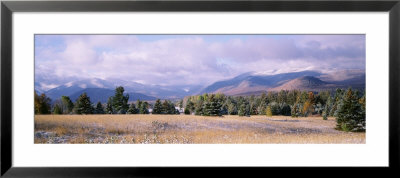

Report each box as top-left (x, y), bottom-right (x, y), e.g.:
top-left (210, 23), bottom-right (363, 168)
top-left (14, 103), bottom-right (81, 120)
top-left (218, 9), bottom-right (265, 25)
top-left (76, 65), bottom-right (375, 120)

top-left (269, 102), bottom-right (280, 115)
top-left (94, 101), bottom-right (105, 114)
top-left (267, 91), bottom-right (277, 103)
top-left (74, 92), bottom-right (93, 114)
top-left (314, 103), bottom-right (324, 115)
top-left (207, 94), bottom-right (221, 116)
top-left (53, 104), bottom-right (63, 114)
top-left (169, 102), bottom-right (176, 114)
top-left (153, 99), bottom-right (163, 114)
top-left (162, 100), bottom-right (170, 114)
top-left (195, 98), bottom-right (204, 115)
top-left (184, 107), bottom-right (190, 115)
top-left (139, 101), bottom-right (149, 114)
top-left (238, 102), bottom-right (250, 117)
top-left (202, 100), bottom-right (212, 116)
top-left (61, 96), bottom-right (74, 114)
top-left (257, 102), bottom-right (267, 115)
top-left (322, 106), bottom-right (328, 120)
top-left (250, 102), bottom-right (258, 115)
top-left (179, 99), bottom-right (183, 108)
top-left (280, 103), bottom-right (291, 116)
top-left (325, 96), bottom-right (333, 116)
top-left (185, 100), bottom-right (195, 114)
top-left (127, 103), bottom-right (138, 114)
top-left (291, 103), bottom-right (301, 118)
top-left (260, 92), bottom-right (267, 104)
top-left (330, 88), bottom-right (344, 117)
top-left (277, 90), bottom-right (287, 104)
top-left (136, 99), bottom-right (142, 112)
top-left (287, 90), bottom-right (299, 105)
top-left (336, 88), bottom-right (365, 132)
top-left (227, 102), bottom-right (237, 115)
top-left (105, 97), bottom-right (113, 114)
top-left (111, 86), bottom-right (129, 114)
top-left (359, 93), bottom-right (366, 120)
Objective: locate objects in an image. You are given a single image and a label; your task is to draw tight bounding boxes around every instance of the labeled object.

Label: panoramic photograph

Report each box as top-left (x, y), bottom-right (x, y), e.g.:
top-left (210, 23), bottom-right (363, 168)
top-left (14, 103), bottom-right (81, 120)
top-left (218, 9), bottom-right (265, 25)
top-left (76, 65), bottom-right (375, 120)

top-left (34, 34), bottom-right (366, 144)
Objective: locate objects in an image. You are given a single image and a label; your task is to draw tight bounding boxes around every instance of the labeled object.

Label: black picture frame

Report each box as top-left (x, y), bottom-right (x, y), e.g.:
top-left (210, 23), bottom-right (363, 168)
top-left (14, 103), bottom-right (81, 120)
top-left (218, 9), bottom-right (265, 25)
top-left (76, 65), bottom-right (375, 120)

top-left (1, 0), bottom-right (399, 177)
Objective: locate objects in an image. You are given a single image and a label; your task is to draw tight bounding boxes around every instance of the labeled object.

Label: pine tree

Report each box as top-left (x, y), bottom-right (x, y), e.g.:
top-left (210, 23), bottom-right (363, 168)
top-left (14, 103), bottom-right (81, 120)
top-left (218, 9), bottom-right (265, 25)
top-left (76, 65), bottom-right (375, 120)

top-left (359, 93), bottom-right (366, 121)
top-left (184, 107), bottom-right (190, 115)
top-left (280, 103), bottom-right (291, 116)
top-left (162, 100), bottom-right (170, 114)
top-left (105, 97), bottom-right (113, 114)
top-left (179, 99), bottom-right (183, 108)
top-left (136, 99), bottom-right (142, 112)
top-left (195, 99), bottom-right (204, 115)
top-left (61, 96), bottom-right (74, 114)
top-left (53, 104), bottom-right (63, 114)
top-left (139, 101), bottom-right (149, 114)
top-left (322, 97), bottom-right (332, 120)
top-left (185, 100), bottom-right (195, 114)
top-left (94, 102), bottom-right (105, 114)
top-left (277, 90), bottom-right (287, 104)
top-left (330, 88), bottom-right (344, 117)
top-left (153, 99), bottom-right (163, 114)
top-left (291, 104), bottom-right (300, 118)
top-left (238, 102), bottom-right (250, 117)
top-left (227, 102), bottom-right (238, 115)
top-left (74, 92), bottom-right (93, 114)
top-left (269, 102), bottom-right (280, 115)
top-left (208, 94), bottom-right (221, 116)
top-left (127, 103), bottom-right (138, 114)
top-left (202, 100), bottom-right (211, 116)
top-left (315, 103), bottom-right (323, 115)
top-left (336, 88), bottom-right (365, 132)
top-left (168, 102), bottom-right (176, 114)
top-left (111, 86), bottom-right (129, 114)
top-left (257, 102), bottom-right (267, 115)
top-left (322, 106), bottom-right (328, 120)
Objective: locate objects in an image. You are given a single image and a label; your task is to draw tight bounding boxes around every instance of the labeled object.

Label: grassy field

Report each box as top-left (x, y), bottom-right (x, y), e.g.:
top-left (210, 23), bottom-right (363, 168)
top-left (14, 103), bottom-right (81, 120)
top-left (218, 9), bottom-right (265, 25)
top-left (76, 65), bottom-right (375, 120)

top-left (34, 114), bottom-right (365, 144)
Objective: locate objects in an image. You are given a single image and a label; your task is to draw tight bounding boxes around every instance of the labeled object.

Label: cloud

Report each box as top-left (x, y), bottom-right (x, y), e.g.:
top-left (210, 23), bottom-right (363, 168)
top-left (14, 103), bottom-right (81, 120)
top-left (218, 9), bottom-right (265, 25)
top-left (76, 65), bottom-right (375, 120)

top-left (35, 35), bottom-right (365, 87)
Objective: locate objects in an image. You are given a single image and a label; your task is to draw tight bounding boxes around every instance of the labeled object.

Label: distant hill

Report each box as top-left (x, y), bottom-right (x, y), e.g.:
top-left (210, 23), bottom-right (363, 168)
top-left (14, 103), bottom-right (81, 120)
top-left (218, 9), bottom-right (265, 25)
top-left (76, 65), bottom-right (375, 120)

top-left (270, 76), bottom-right (330, 91)
top-left (69, 88), bottom-right (156, 103)
top-left (44, 78), bottom-right (115, 100)
top-left (201, 71), bottom-right (322, 94)
top-left (42, 78), bottom-right (202, 100)
top-left (38, 69), bottom-right (365, 100)
top-left (201, 70), bottom-right (365, 96)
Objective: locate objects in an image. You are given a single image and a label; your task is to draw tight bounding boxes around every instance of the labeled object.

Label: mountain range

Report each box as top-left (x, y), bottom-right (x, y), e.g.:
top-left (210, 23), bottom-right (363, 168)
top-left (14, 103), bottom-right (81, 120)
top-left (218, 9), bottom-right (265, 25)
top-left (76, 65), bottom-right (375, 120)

top-left (201, 70), bottom-right (365, 96)
top-left (35, 69), bottom-right (365, 103)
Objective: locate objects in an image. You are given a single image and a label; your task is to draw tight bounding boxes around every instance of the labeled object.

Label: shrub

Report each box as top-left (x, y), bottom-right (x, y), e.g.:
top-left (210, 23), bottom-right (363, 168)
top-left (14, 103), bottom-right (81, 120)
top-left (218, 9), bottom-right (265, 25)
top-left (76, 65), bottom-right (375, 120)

top-left (184, 107), bottom-right (190, 115)
top-left (280, 103), bottom-right (291, 116)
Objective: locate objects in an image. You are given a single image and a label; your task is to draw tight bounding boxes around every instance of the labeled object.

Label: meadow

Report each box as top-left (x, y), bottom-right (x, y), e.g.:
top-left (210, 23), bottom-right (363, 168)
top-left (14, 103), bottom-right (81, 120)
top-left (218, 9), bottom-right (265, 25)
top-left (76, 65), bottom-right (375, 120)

top-left (34, 114), bottom-right (365, 144)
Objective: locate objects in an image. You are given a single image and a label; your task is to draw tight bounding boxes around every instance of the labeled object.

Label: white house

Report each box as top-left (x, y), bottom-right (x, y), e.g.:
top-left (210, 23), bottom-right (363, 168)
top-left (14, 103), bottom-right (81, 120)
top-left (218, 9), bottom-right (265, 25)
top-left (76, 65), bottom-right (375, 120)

top-left (175, 107), bottom-right (184, 114)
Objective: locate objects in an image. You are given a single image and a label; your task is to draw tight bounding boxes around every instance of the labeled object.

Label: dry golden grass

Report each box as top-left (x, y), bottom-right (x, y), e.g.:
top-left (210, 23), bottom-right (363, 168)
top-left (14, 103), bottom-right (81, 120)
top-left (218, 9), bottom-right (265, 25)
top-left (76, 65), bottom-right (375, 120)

top-left (34, 114), bottom-right (365, 144)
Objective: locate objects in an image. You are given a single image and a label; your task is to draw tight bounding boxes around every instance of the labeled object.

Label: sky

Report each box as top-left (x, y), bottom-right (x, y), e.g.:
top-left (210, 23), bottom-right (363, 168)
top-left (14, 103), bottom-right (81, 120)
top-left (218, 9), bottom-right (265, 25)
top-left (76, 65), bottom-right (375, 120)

top-left (35, 34), bottom-right (365, 87)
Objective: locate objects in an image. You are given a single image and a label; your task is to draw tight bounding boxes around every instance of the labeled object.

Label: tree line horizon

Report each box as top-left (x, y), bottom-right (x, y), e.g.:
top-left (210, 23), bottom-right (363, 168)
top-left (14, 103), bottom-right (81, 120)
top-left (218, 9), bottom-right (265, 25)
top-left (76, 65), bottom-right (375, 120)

top-left (34, 86), bottom-right (365, 132)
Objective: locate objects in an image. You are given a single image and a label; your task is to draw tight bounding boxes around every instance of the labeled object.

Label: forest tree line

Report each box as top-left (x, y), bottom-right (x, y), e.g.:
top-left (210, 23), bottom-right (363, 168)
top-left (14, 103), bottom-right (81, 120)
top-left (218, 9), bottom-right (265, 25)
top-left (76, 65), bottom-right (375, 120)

top-left (34, 86), bottom-right (179, 115)
top-left (34, 86), bottom-right (365, 132)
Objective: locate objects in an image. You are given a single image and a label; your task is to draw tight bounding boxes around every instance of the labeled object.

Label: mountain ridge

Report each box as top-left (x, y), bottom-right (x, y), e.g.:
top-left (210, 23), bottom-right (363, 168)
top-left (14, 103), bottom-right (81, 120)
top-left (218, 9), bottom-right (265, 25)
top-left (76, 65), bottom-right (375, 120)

top-left (199, 70), bottom-right (365, 96)
top-left (36, 69), bottom-right (365, 101)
